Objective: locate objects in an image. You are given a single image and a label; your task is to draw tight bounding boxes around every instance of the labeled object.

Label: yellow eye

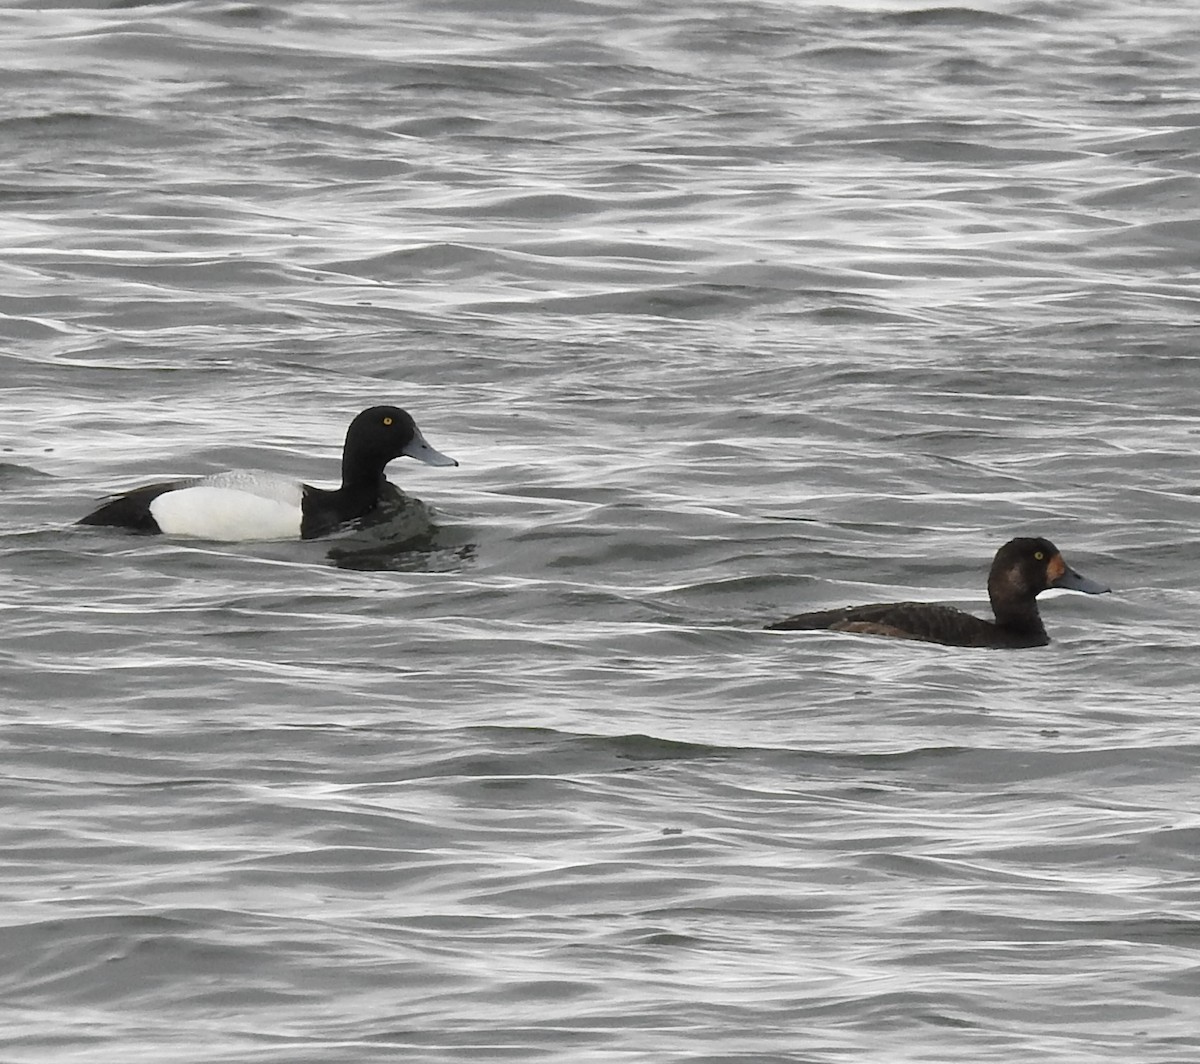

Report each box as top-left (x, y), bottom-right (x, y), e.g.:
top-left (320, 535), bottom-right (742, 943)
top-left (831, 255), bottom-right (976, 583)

top-left (1034, 551), bottom-right (1045, 560)
top-left (382, 416), bottom-right (393, 426)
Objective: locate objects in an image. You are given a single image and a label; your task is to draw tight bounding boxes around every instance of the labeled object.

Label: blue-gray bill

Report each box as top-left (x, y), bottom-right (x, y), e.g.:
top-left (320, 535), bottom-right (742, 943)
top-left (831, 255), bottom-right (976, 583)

top-left (1051, 565), bottom-right (1109, 595)
top-left (403, 429), bottom-right (458, 467)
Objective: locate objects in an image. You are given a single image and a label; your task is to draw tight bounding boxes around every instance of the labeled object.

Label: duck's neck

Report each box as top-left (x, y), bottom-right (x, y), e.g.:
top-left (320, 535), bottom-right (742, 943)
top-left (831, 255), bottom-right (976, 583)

top-left (989, 592), bottom-right (1047, 643)
top-left (334, 446), bottom-right (389, 515)
top-left (341, 442), bottom-right (389, 492)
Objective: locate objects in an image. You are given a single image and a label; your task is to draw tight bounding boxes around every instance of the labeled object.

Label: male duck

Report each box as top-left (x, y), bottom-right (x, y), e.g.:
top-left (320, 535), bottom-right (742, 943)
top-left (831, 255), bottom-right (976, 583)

top-left (79, 405), bottom-right (457, 541)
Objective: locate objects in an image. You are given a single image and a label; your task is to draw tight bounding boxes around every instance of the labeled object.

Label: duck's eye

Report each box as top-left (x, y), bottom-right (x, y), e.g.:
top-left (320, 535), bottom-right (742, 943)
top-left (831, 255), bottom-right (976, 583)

top-left (1034, 550), bottom-right (1045, 560)
top-left (382, 416), bottom-right (393, 426)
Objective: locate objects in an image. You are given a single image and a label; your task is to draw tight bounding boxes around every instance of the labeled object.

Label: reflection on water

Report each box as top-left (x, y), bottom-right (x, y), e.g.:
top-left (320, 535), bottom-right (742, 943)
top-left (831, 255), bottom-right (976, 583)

top-left (324, 487), bottom-right (477, 571)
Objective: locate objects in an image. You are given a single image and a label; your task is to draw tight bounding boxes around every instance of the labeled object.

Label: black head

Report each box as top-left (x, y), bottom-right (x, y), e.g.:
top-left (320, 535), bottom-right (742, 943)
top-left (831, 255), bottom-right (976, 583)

top-left (345, 406), bottom-right (419, 460)
top-left (987, 537), bottom-right (1109, 605)
top-left (341, 406), bottom-right (458, 485)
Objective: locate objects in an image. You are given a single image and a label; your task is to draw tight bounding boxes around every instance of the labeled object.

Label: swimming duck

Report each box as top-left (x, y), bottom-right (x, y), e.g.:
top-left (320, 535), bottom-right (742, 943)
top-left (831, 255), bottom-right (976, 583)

top-left (764, 537), bottom-right (1109, 648)
top-left (78, 405), bottom-right (457, 541)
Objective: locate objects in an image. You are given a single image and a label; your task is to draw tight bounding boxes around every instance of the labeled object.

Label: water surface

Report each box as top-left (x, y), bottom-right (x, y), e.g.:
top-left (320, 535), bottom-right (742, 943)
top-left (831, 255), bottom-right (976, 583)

top-left (3, 1), bottom-right (1200, 1060)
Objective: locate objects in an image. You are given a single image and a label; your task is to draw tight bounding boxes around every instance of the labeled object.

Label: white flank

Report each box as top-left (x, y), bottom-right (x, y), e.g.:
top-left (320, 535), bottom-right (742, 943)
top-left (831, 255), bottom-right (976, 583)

top-left (150, 485), bottom-right (302, 541)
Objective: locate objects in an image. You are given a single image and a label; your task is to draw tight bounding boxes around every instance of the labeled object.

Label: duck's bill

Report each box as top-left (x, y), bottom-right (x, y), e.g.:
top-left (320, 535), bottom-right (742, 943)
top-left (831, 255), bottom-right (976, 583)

top-left (1052, 565), bottom-right (1110, 595)
top-left (403, 429), bottom-right (459, 467)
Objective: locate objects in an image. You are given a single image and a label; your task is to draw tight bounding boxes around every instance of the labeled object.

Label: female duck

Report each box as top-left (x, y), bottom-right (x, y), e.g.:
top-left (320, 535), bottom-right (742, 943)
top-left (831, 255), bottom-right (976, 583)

top-left (765, 537), bottom-right (1109, 648)
top-left (79, 405), bottom-right (457, 541)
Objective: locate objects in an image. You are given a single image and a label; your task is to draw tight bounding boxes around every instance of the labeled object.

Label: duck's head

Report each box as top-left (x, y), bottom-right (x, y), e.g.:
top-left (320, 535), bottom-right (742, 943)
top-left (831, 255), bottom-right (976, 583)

top-left (988, 537), bottom-right (1110, 603)
top-left (344, 405), bottom-right (458, 472)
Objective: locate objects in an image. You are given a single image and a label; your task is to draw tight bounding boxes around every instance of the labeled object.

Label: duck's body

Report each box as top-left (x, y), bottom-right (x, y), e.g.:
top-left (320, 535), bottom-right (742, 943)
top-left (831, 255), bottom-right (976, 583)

top-left (765, 537), bottom-right (1109, 648)
top-left (79, 406), bottom-right (457, 542)
top-left (766, 600), bottom-right (1050, 649)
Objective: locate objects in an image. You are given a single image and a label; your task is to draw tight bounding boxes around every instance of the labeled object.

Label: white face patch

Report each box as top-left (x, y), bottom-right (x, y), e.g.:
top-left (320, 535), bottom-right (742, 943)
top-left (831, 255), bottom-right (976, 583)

top-left (150, 486), bottom-right (303, 541)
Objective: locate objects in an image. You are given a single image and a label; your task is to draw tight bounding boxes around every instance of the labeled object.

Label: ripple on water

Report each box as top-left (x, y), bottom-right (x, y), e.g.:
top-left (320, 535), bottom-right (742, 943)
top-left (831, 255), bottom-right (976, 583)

top-left (3, 0), bottom-right (1200, 1060)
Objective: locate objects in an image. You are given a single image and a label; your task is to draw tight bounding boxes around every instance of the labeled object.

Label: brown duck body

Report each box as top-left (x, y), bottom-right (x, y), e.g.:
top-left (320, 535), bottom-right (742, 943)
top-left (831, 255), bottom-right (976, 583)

top-left (766, 601), bottom-right (1050, 648)
top-left (765, 537), bottom-right (1109, 649)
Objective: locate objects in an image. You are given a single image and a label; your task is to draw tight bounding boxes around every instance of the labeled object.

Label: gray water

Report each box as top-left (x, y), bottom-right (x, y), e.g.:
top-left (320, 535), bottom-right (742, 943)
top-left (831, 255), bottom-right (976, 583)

top-left (3, 1), bottom-right (1200, 1060)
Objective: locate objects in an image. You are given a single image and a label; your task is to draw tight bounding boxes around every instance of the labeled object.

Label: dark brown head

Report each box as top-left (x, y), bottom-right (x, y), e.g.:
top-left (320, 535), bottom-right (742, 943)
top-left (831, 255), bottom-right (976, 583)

top-left (987, 537), bottom-right (1109, 617)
